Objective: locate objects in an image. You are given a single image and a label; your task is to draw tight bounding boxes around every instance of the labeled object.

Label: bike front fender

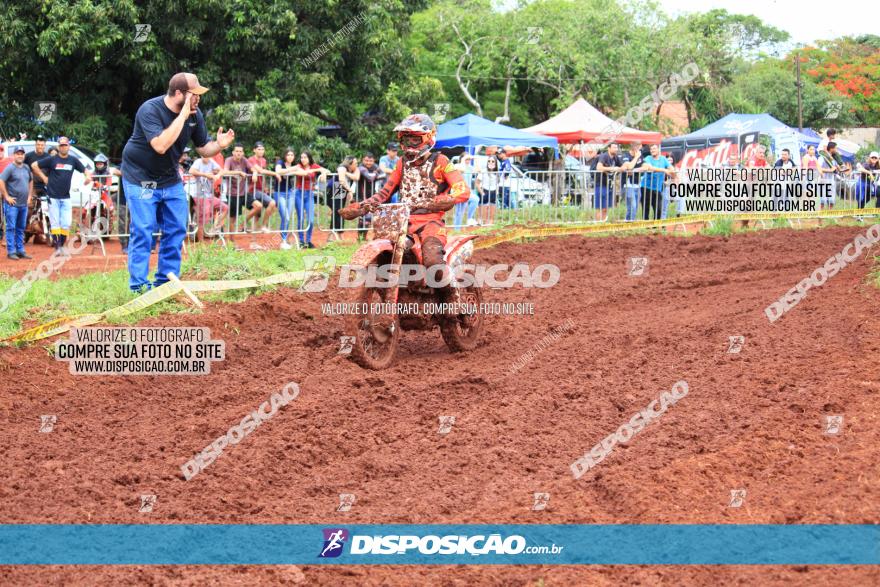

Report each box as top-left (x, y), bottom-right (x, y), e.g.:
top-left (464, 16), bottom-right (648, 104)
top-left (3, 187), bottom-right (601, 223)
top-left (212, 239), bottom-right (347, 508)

top-left (350, 239), bottom-right (394, 267)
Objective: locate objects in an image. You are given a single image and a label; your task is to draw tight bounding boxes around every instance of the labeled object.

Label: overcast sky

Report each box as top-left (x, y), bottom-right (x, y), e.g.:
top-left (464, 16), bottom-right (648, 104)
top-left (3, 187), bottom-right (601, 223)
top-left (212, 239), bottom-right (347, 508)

top-left (499, 1), bottom-right (874, 46)
top-left (655, 0), bottom-right (875, 45)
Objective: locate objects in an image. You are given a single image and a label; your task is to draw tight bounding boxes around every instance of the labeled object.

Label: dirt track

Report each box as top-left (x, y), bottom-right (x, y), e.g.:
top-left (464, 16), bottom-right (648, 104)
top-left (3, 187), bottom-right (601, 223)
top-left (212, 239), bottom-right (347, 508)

top-left (1, 225), bottom-right (879, 585)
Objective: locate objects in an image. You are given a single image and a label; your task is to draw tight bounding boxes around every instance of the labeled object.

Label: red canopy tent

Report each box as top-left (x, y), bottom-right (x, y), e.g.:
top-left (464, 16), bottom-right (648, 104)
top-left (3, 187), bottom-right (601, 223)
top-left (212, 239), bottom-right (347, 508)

top-left (522, 98), bottom-right (662, 145)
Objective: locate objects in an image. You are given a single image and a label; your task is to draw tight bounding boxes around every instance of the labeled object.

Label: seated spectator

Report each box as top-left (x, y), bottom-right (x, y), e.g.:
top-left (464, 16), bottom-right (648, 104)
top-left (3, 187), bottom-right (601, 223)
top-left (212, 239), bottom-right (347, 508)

top-left (189, 154), bottom-right (228, 241)
top-left (247, 142), bottom-right (279, 232)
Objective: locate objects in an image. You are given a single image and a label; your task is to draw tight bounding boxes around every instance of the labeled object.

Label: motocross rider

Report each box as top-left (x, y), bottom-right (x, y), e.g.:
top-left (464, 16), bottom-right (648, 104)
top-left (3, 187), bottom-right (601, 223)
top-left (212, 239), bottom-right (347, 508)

top-left (339, 114), bottom-right (471, 297)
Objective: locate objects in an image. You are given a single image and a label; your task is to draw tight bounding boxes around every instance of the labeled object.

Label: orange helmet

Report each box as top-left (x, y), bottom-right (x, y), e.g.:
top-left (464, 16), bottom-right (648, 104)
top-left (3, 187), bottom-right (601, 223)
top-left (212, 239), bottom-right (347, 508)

top-left (394, 113), bottom-right (436, 161)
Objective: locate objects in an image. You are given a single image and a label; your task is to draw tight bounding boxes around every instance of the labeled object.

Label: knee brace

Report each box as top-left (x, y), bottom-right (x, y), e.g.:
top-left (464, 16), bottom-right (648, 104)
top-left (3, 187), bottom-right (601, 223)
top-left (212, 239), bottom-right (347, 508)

top-left (421, 236), bottom-right (446, 269)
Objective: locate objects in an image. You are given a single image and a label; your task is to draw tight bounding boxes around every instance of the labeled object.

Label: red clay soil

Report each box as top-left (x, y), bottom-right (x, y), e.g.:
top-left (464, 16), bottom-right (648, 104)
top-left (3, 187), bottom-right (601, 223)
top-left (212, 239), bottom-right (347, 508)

top-left (0, 229), bottom-right (353, 279)
top-left (1, 225), bottom-right (879, 586)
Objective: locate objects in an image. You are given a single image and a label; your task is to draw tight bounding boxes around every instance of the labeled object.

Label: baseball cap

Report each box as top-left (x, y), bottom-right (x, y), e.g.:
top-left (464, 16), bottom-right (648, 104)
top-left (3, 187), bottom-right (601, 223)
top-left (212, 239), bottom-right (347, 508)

top-left (254, 141), bottom-right (265, 148)
top-left (870, 151), bottom-right (879, 158)
top-left (58, 136), bottom-right (70, 146)
top-left (169, 72), bottom-right (209, 96)
top-left (14, 146), bottom-right (25, 153)
top-left (497, 147), bottom-right (507, 154)
top-left (35, 134), bottom-right (46, 141)
top-left (387, 142), bottom-right (399, 150)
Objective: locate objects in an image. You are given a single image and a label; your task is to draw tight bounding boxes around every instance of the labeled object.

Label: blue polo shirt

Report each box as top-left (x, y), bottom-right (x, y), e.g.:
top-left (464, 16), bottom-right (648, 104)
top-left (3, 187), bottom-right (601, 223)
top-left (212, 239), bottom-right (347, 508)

top-left (640, 155), bottom-right (671, 192)
top-left (122, 95), bottom-right (209, 188)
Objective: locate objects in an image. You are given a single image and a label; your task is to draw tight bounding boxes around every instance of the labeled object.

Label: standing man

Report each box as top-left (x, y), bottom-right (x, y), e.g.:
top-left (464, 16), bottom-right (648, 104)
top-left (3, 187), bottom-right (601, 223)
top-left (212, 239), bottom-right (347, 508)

top-left (223, 144), bottom-right (264, 247)
top-left (247, 141), bottom-right (279, 231)
top-left (496, 148), bottom-right (513, 209)
top-left (378, 142), bottom-right (400, 201)
top-left (595, 143), bottom-right (623, 221)
top-left (356, 152), bottom-right (386, 240)
top-left (620, 142), bottom-right (643, 222)
top-left (121, 72), bottom-right (234, 292)
top-left (32, 137), bottom-right (91, 252)
top-left (0, 146), bottom-right (35, 259)
top-left (24, 135), bottom-right (49, 199)
top-left (637, 144), bottom-right (675, 220)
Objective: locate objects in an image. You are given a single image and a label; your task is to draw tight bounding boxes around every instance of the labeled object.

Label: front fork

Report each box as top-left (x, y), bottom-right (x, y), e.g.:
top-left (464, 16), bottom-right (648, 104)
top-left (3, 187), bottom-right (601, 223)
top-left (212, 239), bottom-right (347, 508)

top-left (387, 232), bottom-right (409, 305)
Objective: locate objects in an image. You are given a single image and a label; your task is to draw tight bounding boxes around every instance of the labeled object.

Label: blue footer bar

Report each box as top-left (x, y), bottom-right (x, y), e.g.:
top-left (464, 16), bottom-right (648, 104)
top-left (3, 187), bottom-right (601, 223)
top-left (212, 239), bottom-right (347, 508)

top-left (0, 524), bottom-right (877, 565)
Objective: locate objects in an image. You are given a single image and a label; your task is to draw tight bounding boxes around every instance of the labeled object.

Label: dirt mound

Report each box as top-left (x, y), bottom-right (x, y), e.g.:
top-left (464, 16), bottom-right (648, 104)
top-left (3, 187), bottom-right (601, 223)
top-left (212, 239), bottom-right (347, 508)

top-left (1, 225), bottom-right (879, 585)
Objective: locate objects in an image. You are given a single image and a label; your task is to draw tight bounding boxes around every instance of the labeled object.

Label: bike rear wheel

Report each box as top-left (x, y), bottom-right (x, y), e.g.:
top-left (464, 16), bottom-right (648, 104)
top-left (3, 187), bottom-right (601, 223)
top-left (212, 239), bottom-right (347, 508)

top-left (440, 283), bottom-right (484, 352)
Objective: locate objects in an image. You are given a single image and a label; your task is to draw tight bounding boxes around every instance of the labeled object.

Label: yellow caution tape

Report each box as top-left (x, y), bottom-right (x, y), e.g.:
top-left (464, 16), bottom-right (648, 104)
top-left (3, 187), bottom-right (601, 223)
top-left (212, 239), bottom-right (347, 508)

top-left (4, 209), bottom-right (876, 344)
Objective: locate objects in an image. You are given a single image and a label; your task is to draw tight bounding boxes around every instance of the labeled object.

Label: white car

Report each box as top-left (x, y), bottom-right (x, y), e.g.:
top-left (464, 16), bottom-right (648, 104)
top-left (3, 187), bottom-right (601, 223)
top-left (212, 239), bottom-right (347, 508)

top-left (1, 139), bottom-right (113, 208)
top-left (453, 154), bottom-right (552, 206)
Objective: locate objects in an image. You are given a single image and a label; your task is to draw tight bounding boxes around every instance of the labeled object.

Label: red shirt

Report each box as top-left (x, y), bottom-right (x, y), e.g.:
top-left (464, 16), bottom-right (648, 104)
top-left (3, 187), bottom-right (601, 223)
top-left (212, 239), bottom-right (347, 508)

top-left (247, 156), bottom-right (268, 191)
top-left (292, 163), bottom-right (321, 191)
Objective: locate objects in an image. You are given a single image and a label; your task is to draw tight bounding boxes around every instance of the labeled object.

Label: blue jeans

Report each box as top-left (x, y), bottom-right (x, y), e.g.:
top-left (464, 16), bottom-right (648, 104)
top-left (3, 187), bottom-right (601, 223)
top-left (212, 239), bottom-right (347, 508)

top-left (624, 185), bottom-right (640, 221)
top-left (500, 187), bottom-right (512, 209)
top-left (293, 189), bottom-right (314, 244)
top-left (661, 185), bottom-right (670, 219)
top-left (124, 180), bottom-right (188, 292)
top-left (275, 190), bottom-right (295, 242)
top-left (48, 197), bottom-right (72, 235)
top-left (855, 179), bottom-right (875, 209)
top-left (453, 194), bottom-right (480, 226)
top-left (4, 203), bottom-right (27, 254)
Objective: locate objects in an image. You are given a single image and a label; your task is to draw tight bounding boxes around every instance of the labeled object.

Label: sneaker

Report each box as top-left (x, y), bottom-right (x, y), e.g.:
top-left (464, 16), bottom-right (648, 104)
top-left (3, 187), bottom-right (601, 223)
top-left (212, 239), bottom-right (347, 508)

top-left (16, 252), bottom-right (33, 259)
top-left (279, 241), bottom-right (292, 250)
top-left (261, 226), bottom-right (270, 233)
top-left (7, 253), bottom-right (20, 260)
top-left (306, 242), bottom-right (316, 249)
top-left (466, 219), bottom-right (479, 227)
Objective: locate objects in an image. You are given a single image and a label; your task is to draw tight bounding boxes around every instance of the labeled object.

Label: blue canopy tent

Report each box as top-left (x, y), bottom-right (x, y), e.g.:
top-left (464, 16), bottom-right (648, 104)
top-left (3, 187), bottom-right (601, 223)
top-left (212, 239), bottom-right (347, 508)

top-left (435, 113), bottom-right (558, 153)
top-left (803, 128), bottom-right (857, 163)
top-left (672, 113), bottom-right (819, 158)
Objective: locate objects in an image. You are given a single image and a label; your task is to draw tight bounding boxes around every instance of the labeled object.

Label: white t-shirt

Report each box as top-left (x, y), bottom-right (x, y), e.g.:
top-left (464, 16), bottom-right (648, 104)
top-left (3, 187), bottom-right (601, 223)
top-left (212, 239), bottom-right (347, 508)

top-left (190, 158), bottom-right (220, 198)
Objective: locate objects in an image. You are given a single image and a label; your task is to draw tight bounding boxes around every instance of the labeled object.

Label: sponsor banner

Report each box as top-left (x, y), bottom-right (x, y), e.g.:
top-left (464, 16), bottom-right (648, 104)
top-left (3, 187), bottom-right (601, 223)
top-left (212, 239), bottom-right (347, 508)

top-left (0, 525), bottom-right (877, 565)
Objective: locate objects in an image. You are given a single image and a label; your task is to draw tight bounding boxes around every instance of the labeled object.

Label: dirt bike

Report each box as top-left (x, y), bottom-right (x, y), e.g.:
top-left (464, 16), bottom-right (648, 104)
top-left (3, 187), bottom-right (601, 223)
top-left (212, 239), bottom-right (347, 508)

top-left (79, 181), bottom-right (116, 237)
top-left (344, 203), bottom-right (484, 370)
top-left (24, 195), bottom-right (50, 245)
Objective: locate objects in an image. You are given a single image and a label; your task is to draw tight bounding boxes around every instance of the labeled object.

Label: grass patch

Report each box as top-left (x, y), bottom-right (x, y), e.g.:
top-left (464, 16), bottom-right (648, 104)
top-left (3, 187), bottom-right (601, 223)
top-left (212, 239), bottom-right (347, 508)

top-left (0, 241), bottom-right (358, 338)
top-left (700, 217), bottom-right (735, 237)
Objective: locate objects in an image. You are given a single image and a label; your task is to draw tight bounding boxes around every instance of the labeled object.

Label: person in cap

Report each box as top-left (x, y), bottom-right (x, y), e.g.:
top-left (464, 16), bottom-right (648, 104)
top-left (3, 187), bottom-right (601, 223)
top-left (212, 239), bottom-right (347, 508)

top-left (0, 146), bottom-right (35, 259)
top-left (855, 151), bottom-right (880, 209)
top-left (33, 136), bottom-right (92, 251)
top-left (339, 113), bottom-right (471, 301)
top-left (121, 72), bottom-right (235, 292)
top-left (24, 135), bottom-right (50, 199)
